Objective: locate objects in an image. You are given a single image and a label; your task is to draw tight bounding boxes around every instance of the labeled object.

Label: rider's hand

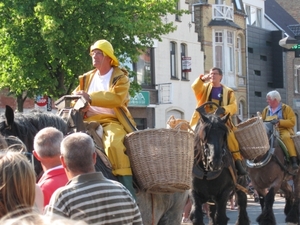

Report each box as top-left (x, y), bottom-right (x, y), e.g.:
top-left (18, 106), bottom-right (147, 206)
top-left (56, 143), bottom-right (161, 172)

top-left (74, 91), bottom-right (91, 104)
top-left (200, 74), bottom-right (211, 82)
top-left (270, 119), bottom-right (279, 126)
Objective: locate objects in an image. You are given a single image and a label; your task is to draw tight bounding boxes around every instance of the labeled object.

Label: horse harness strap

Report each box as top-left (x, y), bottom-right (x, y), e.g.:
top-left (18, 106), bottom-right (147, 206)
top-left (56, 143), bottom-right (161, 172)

top-left (228, 165), bottom-right (249, 194)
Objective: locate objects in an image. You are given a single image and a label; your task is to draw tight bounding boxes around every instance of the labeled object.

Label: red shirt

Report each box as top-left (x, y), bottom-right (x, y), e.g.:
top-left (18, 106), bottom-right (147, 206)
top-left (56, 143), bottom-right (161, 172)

top-left (38, 166), bottom-right (68, 206)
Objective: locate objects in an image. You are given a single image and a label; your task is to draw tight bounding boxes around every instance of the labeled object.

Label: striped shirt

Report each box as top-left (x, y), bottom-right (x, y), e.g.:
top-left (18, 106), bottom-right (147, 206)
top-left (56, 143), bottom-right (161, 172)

top-left (44, 172), bottom-right (143, 225)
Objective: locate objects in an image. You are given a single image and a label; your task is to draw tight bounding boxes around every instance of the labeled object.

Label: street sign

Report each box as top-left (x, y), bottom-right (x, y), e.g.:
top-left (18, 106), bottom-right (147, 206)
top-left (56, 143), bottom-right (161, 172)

top-left (292, 44), bottom-right (300, 50)
top-left (128, 91), bottom-right (150, 107)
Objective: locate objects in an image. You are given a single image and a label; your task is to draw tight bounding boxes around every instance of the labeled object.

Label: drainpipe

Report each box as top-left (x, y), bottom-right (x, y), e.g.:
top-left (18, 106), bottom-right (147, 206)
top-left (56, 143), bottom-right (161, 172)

top-left (245, 26), bottom-right (250, 118)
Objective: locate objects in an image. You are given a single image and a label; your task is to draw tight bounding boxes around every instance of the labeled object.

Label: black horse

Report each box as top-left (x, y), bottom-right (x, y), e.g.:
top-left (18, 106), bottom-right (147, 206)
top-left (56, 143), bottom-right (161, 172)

top-left (190, 102), bottom-right (249, 225)
top-left (0, 105), bottom-right (114, 180)
top-left (0, 105), bottom-right (189, 225)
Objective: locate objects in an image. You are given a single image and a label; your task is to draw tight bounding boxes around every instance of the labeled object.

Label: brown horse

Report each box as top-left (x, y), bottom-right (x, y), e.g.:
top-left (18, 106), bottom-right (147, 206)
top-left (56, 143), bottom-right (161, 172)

top-left (245, 120), bottom-right (298, 225)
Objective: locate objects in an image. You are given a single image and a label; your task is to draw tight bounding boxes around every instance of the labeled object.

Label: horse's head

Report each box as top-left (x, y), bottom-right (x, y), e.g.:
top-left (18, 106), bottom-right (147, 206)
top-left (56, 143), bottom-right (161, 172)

top-left (194, 111), bottom-right (230, 171)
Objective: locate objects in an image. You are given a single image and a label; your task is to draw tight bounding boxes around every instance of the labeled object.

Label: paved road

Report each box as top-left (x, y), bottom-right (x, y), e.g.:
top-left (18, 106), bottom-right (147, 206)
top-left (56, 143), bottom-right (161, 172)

top-left (182, 194), bottom-right (287, 225)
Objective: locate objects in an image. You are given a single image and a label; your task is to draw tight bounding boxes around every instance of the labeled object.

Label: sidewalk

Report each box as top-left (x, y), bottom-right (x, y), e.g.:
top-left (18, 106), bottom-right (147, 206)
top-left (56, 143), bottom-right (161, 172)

top-left (181, 194), bottom-right (285, 225)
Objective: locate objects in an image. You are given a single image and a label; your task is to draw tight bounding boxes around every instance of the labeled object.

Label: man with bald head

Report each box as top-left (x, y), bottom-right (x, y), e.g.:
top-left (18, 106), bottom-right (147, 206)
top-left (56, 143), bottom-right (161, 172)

top-left (44, 132), bottom-right (142, 225)
top-left (33, 127), bottom-right (68, 207)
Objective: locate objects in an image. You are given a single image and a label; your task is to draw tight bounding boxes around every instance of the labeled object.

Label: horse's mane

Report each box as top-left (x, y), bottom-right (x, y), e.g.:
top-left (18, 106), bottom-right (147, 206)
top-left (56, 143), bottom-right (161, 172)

top-left (3, 111), bottom-right (68, 153)
top-left (13, 111), bottom-right (68, 135)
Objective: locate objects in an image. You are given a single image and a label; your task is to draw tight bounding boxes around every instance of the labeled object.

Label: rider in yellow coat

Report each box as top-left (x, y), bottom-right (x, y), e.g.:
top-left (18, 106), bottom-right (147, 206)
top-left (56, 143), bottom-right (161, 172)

top-left (190, 67), bottom-right (247, 175)
top-left (73, 40), bottom-right (137, 198)
top-left (261, 90), bottom-right (298, 170)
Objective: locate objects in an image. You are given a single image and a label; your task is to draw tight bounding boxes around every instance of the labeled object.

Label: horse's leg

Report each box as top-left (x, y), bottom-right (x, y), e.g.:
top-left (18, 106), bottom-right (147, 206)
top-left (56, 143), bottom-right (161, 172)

top-left (190, 188), bottom-right (205, 225)
top-left (280, 180), bottom-right (293, 215)
top-left (256, 187), bottom-right (276, 225)
top-left (215, 192), bottom-right (230, 225)
top-left (286, 172), bottom-right (300, 224)
top-left (236, 189), bottom-right (250, 225)
top-left (286, 197), bottom-right (299, 224)
top-left (207, 203), bottom-right (216, 225)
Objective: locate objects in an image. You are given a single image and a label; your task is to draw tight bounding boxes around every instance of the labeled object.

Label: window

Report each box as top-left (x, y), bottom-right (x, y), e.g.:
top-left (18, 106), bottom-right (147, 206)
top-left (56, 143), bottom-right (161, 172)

top-left (175, 2), bottom-right (180, 21)
top-left (181, 43), bottom-right (188, 80)
top-left (227, 31), bottom-right (234, 72)
top-left (134, 48), bottom-right (154, 87)
top-left (260, 55), bottom-right (267, 61)
top-left (294, 65), bottom-right (300, 94)
top-left (254, 91), bottom-right (262, 97)
top-left (170, 42), bottom-right (177, 79)
top-left (234, 0), bottom-right (243, 11)
top-left (236, 36), bottom-right (242, 75)
top-left (238, 101), bottom-right (244, 120)
top-left (215, 31), bottom-right (223, 69)
top-left (254, 70), bottom-right (261, 76)
top-left (244, 4), bottom-right (262, 27)
top-left (248, 47), bottom-right (253, 53)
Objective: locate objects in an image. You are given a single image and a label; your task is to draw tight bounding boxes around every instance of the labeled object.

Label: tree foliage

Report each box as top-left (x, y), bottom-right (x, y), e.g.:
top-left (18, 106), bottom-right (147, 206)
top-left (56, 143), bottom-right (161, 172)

top-left (0, 0), bottom-right (186, 111)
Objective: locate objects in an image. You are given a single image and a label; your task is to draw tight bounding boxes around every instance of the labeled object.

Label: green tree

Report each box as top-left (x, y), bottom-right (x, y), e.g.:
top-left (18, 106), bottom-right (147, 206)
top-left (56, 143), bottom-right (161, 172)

top-left (0, 0), bottom-right (186, 111)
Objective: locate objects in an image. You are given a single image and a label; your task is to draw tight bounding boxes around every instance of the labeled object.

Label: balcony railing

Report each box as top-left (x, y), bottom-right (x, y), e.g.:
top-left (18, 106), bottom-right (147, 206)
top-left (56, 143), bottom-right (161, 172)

top-left (212, 4), bottom-right (233, 21)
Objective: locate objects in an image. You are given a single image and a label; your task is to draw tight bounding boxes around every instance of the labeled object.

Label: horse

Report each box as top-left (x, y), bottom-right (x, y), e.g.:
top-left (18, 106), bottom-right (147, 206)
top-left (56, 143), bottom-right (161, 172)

top-left (245, 119), bottom-right (299, 225)
top-left (191, 102), bottom-right (250, 225)
top-left (0, 105), bottom-right (188, 225)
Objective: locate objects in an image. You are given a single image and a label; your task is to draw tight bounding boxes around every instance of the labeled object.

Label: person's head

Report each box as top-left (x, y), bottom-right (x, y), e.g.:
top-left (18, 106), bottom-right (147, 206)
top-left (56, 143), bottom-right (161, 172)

top-left (0, 151), bottom-right (36, 218)
top-left (60, 133), bottom-right (96, 178)
top-left (266, 90), bottom-right (281, 108)
top-left (33, 127), bottom-right (63, 170)
top-left (209, 67), bottom-right (223, 86)
top-left (89, 39), bottom-right (119, 72)
top-left (0, 212), bottom-right (88, 225)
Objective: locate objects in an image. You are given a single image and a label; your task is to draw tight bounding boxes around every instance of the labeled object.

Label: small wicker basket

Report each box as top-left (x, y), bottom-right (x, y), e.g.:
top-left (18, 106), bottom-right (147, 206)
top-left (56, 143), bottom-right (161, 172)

top-left (234, 116), bottom-right (270, 160)
top-left (291, 134), bottom-right (300, 161)
top-left (124, 128), bottom-right (194, 194)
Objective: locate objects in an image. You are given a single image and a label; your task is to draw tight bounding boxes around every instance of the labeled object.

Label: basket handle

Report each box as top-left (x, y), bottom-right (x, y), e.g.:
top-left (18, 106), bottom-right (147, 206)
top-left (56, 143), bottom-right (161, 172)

top-left (167, 115), bottom-right (176, 124)
top-left (174, 122), bottom-right (195, 134)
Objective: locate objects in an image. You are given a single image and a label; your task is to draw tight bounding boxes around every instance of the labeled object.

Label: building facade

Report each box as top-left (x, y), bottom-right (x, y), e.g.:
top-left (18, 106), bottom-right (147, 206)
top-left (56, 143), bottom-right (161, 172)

top-left (129, 0), bottom-right (204, 129)
top-left (188, 0), bottom-right (248, 121)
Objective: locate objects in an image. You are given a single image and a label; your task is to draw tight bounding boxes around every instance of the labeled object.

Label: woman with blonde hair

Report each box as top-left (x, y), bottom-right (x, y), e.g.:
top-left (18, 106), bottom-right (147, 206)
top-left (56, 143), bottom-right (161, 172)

top-left (0, 151), bottom-right (36, 218)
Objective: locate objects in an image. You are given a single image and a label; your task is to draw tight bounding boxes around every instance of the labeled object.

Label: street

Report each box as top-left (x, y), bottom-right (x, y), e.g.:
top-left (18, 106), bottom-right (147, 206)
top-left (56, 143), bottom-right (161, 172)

top-left (182, 194), bottom-right (287, 225)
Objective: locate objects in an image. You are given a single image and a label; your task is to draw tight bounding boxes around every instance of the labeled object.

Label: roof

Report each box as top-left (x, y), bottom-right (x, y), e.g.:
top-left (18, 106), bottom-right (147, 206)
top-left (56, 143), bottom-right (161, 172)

top-left (208, 20), bottom-right (242, 29)
top-left (265, 0), bottom-right (299, 37)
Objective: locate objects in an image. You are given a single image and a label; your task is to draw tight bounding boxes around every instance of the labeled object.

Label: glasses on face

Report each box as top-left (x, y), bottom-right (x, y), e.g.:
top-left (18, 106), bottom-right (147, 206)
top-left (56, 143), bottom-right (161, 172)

top-left (89, 51), bottom-right (104, 57)
top-left (210, 72), bottom-right (219, 75)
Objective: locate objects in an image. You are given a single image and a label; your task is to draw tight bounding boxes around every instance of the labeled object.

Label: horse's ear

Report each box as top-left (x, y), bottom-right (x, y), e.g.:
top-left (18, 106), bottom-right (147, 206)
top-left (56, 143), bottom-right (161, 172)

top-left (199, 111), bottom-right (210, 124)
top-left (196, 106), bottom-right (205, 116)
top-left (221, 113), bottom-right (230, 124)
top-left (5, 105), bottom-right (14, 126)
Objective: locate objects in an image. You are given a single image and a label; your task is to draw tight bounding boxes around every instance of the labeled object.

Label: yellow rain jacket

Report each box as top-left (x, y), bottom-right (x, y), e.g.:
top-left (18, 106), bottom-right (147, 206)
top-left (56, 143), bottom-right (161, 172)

top-left (190, 76), bottom-right (242, 160)
top-left (262, 103), bottom-right (297, 157)
top-left (73, 67), bottom-right (137, 176)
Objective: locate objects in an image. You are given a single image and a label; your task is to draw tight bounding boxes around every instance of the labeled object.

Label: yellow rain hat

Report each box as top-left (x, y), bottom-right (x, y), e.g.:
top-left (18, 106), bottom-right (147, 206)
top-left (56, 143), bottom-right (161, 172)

top-left (90, 39), bottom-right (119, 66)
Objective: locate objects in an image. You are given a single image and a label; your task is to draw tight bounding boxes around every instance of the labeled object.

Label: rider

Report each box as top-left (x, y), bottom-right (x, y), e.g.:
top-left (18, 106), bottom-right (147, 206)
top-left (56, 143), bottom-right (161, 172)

top-left (261, 90), bottom-right (298, 170)
top-left (73, 39), bottom-right (137, 198)
top-left (190, 67), bottom-right (247, 176)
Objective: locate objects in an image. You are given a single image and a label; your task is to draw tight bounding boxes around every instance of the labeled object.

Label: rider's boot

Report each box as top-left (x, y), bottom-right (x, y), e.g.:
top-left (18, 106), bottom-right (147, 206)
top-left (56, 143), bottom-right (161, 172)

top-left (290, 156), bottom-right (299, 170)
top-left (117, 175), bottom-right (136, 200)
top-left (235, 159), bottom-right (247, 175)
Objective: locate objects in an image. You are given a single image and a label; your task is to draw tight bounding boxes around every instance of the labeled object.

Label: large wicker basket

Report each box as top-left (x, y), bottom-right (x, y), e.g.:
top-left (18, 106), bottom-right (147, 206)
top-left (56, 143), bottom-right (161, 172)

top-left (291, 134), bottom-right (300, 161)
top-left (124, 128), bottom-right (194, 194)
top-left (234, 116), bottom-right (270, 160)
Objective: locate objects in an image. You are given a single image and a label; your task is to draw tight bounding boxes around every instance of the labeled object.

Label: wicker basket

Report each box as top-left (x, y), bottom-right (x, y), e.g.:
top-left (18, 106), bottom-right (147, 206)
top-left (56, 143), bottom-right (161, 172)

top-left (124, 128), bottom-right (194, 194)
top-left (234, 116), bottom-right (270, 160)
top-left (291, 134), bottom-right (300, 161)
